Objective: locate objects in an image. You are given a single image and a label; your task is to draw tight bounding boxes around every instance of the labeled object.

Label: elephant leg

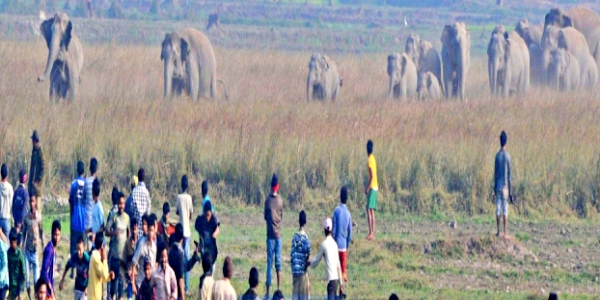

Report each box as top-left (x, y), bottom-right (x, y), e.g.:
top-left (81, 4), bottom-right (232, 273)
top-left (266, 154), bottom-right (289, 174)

top-left (332, 84), bottom-right (339, 102)
top-left (188, 63), bottom-right (200, 101)
top-left (68, 68), bottom-right (78, 101)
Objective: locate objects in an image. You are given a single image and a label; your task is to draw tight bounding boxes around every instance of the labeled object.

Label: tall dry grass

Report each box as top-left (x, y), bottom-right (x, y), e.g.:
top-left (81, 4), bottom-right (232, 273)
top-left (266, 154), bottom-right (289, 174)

top-left (0, 40), bottom-right (599, 218)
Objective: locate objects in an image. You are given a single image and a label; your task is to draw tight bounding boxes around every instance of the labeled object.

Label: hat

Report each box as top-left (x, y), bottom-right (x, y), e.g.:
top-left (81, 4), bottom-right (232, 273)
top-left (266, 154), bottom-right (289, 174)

top-left (323, 217), bottom-right (332, 231)
top-left (131, 175), bottom-right (139, 188)
top-left (31, 130), bottom-right (39, 142)
top-left (271, 173), bottom-right (279, 188)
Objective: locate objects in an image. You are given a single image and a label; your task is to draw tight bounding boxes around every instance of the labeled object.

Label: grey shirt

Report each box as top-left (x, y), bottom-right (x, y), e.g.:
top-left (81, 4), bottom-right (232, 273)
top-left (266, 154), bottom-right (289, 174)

top-left (494, 149), bottom-right (511, 193)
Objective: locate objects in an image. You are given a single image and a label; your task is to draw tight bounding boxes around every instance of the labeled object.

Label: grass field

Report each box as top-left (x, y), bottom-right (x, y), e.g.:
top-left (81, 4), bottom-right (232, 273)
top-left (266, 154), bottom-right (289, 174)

top-left (0, 22), bottom-right (600, 298)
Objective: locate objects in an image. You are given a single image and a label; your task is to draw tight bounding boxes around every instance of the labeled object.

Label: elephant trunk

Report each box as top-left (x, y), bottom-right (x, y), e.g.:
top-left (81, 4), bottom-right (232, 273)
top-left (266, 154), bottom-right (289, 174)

top-left (542, 48), bottom-right (552, 85)
top-left (458, 46), bottom-right (467, 100)
top-left (307, 74), bottom-right (315, 103)
top-left (39, 32), bottom-right (60, 82)
top-left (488, 61), bottom-right (496, 96)
top-left (388, 74), bottom-right (396, 99)
top-left (164, 59), bottom-right (173, 99)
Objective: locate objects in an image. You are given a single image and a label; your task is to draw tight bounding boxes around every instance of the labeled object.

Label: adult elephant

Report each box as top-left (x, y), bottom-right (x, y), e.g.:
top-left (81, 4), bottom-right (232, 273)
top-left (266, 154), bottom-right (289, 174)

top-left (306, 53), bottom-right (342, 102)
top-left (542, 26), bottom-right (598, 88)
top-left (387, 52), bottom-right (417, 99)
top-left (405, 33), bottom-right (443, 92)
top-left (544, 7), bottom-right (600, 67)
top-left (515, 19), bottom-right (545, 85)
top-left (548, 48), bottom-right (580, 91)
top-left (161, 27), bottom-right (228, 100)
top-left (441, 22), bottom-right (470, 100)
top-left (487, 28), bottom-right (530, 96)
top-left (38, 12), bottom-right (83, 101)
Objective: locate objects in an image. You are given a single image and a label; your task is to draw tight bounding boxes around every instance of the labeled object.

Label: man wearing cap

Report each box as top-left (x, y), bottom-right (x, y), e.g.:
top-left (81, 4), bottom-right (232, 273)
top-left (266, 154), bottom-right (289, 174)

top-left (310, 218), bottom-right (343, 300)
top-left (264, 173), bottom-right (283, 297)
top-left (28, 130), bottom-right (45, 214)
top-left (0, 164), bottom-right (14, 236)
top-left (332, 186), bottom-right (352, 296)
top-left (494, 131), bottom-right (512, 238)
top-left (69, 161), bottom-right (87, 270)
top-left (13, 170), bottom-right (30, 234)
top-left (290, 211), bottom-right (310, 300)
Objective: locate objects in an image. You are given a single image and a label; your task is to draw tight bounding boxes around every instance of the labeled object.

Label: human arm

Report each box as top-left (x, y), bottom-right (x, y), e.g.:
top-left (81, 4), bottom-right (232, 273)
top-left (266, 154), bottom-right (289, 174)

top-left (0, 227), bottom-right (8, 245)
top-left (507, 155), bottom-right (512, 195)
top-left (212, 216), bottom-right (220, 239)
top-left (59, 259), bottom-right (72, 291)
top-left (332, 212), bottom-right (338, 241)
top-left (178, 277), bottom-right (185, 300)
top-left (366, 166), bottom-right (373, 195)
top-left (93, 250), bottom-right (112, 283)
top-left (38, 214), bottom-right (44, 247)
top-left (310, 243), bottom-right (324, 268)
top-left (40, 246), bottom-right (55, 297)
top-left (347, 215), bottom-right (353, 247)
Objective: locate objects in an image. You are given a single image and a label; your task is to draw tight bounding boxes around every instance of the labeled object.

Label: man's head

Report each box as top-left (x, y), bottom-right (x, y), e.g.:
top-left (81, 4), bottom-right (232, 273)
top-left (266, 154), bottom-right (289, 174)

top-left (76, 161), bottom-right (85, 177)
top-left (162, 202), bottom-right (170, 219)
top-left (174, 223), bottom-right (184, 244)
top-left (51, 220), bottom-right (61, 247)
top-left (272, 290), bottom-right (285, 300)
top-left (142, 214), bottom-right (149, 236)
top-left (131, 218), bottom-right (139, 238)
top-left (94, 232), bottom-right (105, 253)
top-left (9, 228), bottom-right (20, 249)
top-left (548, 292), bottom-right (558, 300)
top-left (248, 267), bottom-right (259, 289)
top-left (92, 178), bottom-right (100, 199)
top-left (271, 173), bottom-right (279, 194)
top-left (367, 140), bottom-right (374, 155)
top-left (203, 201), bottom-right (213, 221)
top-left (389, 294), bottom-right (399, 300)
top-left (323, 217), bottom-right (332, 236)
top-left (299, 210), bottom-right (306, 228)
top-left (117, 192), bottom-right (125, 214)
top-left (29, 191), bottom-right (37, 212)
top-left (500, 131), bottom-right (507, 148)
top-left (31, 130), bottom-right (40, 148)
top-left (181, 175), bottom-right (188, 192)
top-left (138, 168), bottom-right (145, 182)
top-left (76, 236), bottom-right (85, 259)
top-left (223, 256), bottom-right (233, 279)
top-left (131, 175), bottom-right (139, 191)
top-left (89, 157), bottom-right (98, 175)
top-left (201, 180), bottom-right (208, 198)
top-left (35, 277), bottom-right (47, 300)
top-left (1, 164), bottom-right (7, 181)
top-left (144, 261), bottom-right (153, 280)
top-left (159, 242), bottom-right (169, 269)
top-left (340, 186), bottom-right (348, 204)
top-left (19, 169), bottom-right (27, 184)
top-left (202, 253), bottom-right (213, 275)
top-left (147, 214), bottom-right (156, 241)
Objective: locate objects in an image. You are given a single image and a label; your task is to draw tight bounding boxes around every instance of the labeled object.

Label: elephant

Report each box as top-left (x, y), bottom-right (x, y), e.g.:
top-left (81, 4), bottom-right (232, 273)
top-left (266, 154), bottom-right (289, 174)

top-left (541, 26), bottom-right (598, 88)
top-left (515, 19), bottom-right (545, 85)
top-left (387, 52), bottom-right (417, 99)
top-left (417, 72), bottom-right (442, 100)
top-left (38, 12), bottom-right (83, 101)
top-left (405, 33), bottom-right (443, 93)
top-left (441, 22), bottom-right (471, 100)
top-left (544, 7), bottom-right (600, 68)
top-left (487, 29), bottom-right (530, 96)
top-left (306, 53), bottom-right (342, 102)
top-left (161, 27), bottom-right (228, 100)
top-left (548, 48), bottom-right (580, 91)
top-left (515, 19), bottom-right (543, 48)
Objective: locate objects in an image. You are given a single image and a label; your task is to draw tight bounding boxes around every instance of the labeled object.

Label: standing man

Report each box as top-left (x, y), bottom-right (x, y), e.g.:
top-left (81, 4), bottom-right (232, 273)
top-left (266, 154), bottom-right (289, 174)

top-left (40, 220), bottom-right (61, 299)
top-left (169, 224), bottom-right (199, 300)
top-left (309, 218), bottom-right (343, 300)
top-left (23, 192), bottom-right (43, 297)
top-left (105, 191), bottom-right (130, 300)
top-left (85, 158), bottom-right (99, 248)
top-left (365, 140), bottom-right (378, 241)
top-left (13, 170), bottom-right (30, 234)
top-left (69, 161), bottom-right (87, 272)
top-left (0, 164), bottom-right (14, 236)
top-left (154, 243), bottom-right (177, 300)
top-left (88, 234), bottom-right (115, 300)
top-left (195, 202), bottom-right (219, 275)
top-left (132, 168), bottom-right (151, 239)
top-left (125, 175), bottom-right (138, 219)
top-left (290, 211), bottom-right (310, 300)
top-left (264, 174), bottom-right (283, 298)
top-left (176, 175), bottom-right (193, 293)
top-left (91, 179), bottom-right (105, 244)
top-left (28, 130), bottom-right (45, 214)
top-left (332, 186), bottom-right (352, 295)
top-left (494, 131), bottom-right (512, 238)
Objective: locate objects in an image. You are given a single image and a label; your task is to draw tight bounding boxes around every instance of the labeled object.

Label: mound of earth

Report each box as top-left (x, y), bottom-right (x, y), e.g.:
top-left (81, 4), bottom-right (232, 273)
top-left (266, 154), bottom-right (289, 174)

top-left (422, 235), bottom-right (538, 262)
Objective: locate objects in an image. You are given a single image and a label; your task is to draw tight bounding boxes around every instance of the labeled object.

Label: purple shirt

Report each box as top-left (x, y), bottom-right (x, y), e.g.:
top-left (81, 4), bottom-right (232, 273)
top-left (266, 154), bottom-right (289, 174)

top-left (41, 242), bottom-right (55, 296)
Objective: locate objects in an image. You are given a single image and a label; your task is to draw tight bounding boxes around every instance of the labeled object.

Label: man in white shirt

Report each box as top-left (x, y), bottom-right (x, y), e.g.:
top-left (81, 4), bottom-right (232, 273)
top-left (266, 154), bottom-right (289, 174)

top-left (176, 175), bottom-right (193, 293)
top-left (0, 164), bottom-right (14, 236)
top-left (310, 217), bottom-right (343, 300)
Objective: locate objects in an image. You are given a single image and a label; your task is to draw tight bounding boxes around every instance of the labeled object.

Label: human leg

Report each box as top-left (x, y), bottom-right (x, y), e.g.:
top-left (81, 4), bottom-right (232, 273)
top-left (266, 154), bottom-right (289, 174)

top-left (183, 236), bottom-right (190, 292)
top-left (367, 190), bottom-right (378, 239)
top-left (0, 219), bottom-right (10, 238)
top-left (275, 238), bottom-right (282, 290)
top-left (503, 196), bottom-right (509, 238)
top-left (495, 193), bottom-right (502, 236)
top-left (108, 257), bottom-right (120, 299)
top-left (326, 280), bottom-right (339, 300)
top-left (266, 239), bottom-right (275, 295)
top-left (0, 287), bottom-right (8, 300)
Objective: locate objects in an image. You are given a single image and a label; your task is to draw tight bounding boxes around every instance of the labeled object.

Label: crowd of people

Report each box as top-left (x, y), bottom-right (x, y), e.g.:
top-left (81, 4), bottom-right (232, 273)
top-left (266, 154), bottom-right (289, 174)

top-left (0, 128), bottom-right (516, 300)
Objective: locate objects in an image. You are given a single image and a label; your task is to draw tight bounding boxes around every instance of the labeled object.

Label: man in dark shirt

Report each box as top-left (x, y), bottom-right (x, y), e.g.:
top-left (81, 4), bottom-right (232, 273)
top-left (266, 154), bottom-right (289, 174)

top-left (28, 130), bottom-right (45, 214)
top-left (195, 201), bottom-right (219, 274)
top-left (168, 224), bottom-right (198, 300)
top-left (264, 174), bottom-right (283, 297)
top-left (494, 131), bottom-right (512, 238)
top-left (13, 170), bottom-right (30, 233)
top-left (240, 267), bottom-right (260, 300)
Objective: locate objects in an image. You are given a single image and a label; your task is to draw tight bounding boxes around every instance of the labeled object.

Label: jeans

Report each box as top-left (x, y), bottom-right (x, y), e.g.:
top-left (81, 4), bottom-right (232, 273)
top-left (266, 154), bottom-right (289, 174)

top-left (327, 280), bottom-right (339, 300)
top-left (109, 257), bottom-right (124, 299)
top-left (183, 237), bottom-right (190, 292)
top-left (0, 219), bottom-right (10, 238)
top-left (266, 238), bottom-right (282, 288)
top-left (24, 250), bottom-right (39, 289)
top-left (0, 287), bottom-right (7, 300)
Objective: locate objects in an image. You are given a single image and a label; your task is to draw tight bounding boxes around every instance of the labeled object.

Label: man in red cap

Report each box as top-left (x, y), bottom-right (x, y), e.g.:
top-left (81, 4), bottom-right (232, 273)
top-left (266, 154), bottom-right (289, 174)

top-left (264, 173), bottom-right (283, 298)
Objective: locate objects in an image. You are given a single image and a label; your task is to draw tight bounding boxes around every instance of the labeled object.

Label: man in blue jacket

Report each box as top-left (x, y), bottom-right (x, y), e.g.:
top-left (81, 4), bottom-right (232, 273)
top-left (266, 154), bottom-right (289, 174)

top-left (332, 186), bottom-right (352, 296)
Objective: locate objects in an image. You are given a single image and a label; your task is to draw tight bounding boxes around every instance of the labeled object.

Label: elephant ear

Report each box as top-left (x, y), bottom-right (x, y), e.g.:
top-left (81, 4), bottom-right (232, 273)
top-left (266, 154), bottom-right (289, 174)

top-left (441, 25), bottom-right (451, 45)
top-left (427, 74), bottom-right (433, 89)
top-left (504, 32), bottom-right (512, 58)
top-left (160, 34), bottom-right (169, 61)
top-left (40, 18), bottom-right (53, 48)
top-left (401, 56), bottom-right (408, 76)
top-left (561, 14), bottom-right (573, 27)
top-left (322, 56), bottom-right (330, 70)
top-left (180, 37), bottom-right (190, 63)
top-left (61, 21), bottom-right (73, 50)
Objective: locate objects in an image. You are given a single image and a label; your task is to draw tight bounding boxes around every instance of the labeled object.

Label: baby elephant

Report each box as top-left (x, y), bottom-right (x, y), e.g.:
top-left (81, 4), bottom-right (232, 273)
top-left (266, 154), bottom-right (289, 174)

top-left (548, 48), bottom-right (580, 91)
top-left (417, 72), bottom-right (442, 100)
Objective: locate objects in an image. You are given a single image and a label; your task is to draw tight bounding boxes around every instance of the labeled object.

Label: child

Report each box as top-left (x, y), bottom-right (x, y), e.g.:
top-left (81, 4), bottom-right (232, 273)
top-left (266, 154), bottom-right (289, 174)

top-left (23, 192), bottom-right (43, 294)
top-left (124, 220), bottom-right (139, 300)
top-left (156, 203), bottom-right (171, 243)
top-left (58, 236), bottom-right (89, 300)
top-left (91, 179), bottom-right (104, 244)
top-left (137, 261), bottom-right (155, 300)
top-left (7, 228), bottom-right (26, 300)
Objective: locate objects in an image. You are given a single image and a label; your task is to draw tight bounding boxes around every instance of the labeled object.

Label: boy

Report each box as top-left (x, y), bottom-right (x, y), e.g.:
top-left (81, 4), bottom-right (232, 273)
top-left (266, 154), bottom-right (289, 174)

top-left (12, 170), bottom-right (29, 235)
top-left (23, 192), bottom-right (43, 295)
top-left (91, 179), bottom-right (104, 244)
top-left (137, 261), bottom-right (155, 300)
top-left (106, 191), bottom-right (130, 300)
top-left (8, 228), bottom-right (26, 300)
top-left (40, 220), bottom-right (61, 299)
top-left (157, 203), bottom-right (171, 244)
top-left (124, 220), bottom-right (139, 300)
top-left (58, 236), bottom-right (90, 300)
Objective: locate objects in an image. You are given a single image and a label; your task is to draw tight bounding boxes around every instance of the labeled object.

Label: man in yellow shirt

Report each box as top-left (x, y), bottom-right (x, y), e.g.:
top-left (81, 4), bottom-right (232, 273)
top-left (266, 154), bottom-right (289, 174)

top-left (365, 140), bottom-right (378, 241)
top-left (88, 234), bottom-right (114, 300)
